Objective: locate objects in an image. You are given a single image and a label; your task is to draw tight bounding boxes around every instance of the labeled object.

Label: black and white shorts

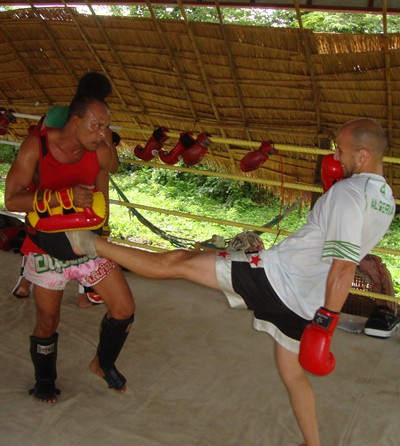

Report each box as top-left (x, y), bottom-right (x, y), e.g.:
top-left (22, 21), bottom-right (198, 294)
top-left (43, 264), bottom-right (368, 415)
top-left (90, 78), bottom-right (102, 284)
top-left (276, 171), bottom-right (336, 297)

top-left (215, 250), bottom-right (310, 353)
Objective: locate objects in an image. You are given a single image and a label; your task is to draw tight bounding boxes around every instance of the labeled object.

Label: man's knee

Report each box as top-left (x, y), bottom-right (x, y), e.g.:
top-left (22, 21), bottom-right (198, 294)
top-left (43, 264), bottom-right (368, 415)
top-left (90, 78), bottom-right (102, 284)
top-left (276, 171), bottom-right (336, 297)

top-left (162, 249), bottom-right (199, 272)
top-left (105, 294), bottom-right (135, 320)
top-left (34, 316), bottom-right (60, 337)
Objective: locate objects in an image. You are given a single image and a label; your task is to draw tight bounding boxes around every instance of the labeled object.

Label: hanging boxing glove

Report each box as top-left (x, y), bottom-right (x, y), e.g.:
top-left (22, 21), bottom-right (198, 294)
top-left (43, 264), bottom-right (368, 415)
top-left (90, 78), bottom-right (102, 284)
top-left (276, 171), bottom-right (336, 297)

top-left (299, 307), bottom-right (340, 376)
top-left (134, 126), bottom-right (169, 161)
top-left (159, 131), bottom-right (195, 165)
top-left (0, 108), bottom-right (16, 136)
top-left (240, 140), bottom-right (277, 172)
top-left (181, 132), bottom-right (211, 166)
top-left (321, 153), bottom-right (344, 192)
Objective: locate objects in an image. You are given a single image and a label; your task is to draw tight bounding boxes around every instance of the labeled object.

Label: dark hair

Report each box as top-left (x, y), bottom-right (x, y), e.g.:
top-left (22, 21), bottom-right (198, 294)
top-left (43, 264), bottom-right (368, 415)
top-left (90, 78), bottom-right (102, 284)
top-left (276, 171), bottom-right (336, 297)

top-left (76, 72), bottom-right (112, 101)
top-left (68, 72), bottom-right (111, 120)
top-left (112, 131), bottom-right (121, 146)
top-left (68, 95), bottom-right (108, 119)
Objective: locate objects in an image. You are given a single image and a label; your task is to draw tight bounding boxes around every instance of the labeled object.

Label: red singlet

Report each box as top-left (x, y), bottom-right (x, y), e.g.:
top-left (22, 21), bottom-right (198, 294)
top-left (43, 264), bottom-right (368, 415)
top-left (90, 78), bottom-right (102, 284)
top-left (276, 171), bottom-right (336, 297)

top-left (22, 129), bottom-right (100, 255)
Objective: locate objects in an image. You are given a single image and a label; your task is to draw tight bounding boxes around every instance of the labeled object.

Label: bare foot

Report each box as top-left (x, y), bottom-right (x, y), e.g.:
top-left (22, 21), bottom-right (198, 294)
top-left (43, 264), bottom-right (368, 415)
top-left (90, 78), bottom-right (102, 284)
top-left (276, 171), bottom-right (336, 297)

top-left (12, 277), bottom-right (31, 298)
top-left (77, 293), bottom-right (93, 308)
top-left (34, 395), bottom-right (58, 404)
top-left (29, 386), bottom-right (60, 403)
top-left (89, 355), bottom-right (127, 393)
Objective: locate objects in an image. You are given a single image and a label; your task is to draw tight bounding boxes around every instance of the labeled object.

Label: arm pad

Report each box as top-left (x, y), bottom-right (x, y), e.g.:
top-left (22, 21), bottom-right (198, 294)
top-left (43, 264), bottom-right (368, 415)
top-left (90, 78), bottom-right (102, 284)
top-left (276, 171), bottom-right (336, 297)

top-left (27, 188), bottom-right (106, 232)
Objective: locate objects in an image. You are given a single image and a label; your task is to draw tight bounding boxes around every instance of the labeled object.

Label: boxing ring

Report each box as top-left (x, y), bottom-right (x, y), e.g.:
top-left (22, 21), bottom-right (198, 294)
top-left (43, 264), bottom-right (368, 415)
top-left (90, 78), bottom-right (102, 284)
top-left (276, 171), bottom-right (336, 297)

top-left (0, 248), bottom-right (399, 446)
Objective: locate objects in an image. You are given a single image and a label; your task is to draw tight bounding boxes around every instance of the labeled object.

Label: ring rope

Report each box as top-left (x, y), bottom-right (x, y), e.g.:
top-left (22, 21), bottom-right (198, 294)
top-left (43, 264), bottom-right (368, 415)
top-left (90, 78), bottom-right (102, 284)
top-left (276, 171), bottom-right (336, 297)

top-left (5, 113), bottom-right (400, 163)
top-left (349, 288), bottom-right (399, 304)
top-left (109, 199), bottom-right (400, 257)
top-left (122, 159), bottom-right (400, 205)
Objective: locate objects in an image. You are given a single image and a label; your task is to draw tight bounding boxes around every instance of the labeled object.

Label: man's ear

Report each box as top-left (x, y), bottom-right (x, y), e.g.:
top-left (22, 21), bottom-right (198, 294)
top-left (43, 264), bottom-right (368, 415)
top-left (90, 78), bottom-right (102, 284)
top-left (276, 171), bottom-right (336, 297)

top-left (358, 147), bottom-right (368, 165)
top-left (69, 114), bottom-right (80, 127)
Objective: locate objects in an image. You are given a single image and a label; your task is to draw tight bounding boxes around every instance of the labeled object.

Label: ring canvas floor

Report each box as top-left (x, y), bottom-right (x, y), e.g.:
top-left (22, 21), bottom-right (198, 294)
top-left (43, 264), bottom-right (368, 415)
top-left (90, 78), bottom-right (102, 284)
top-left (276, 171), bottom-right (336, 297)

top-left (0, 249), bottom-right (399, 446)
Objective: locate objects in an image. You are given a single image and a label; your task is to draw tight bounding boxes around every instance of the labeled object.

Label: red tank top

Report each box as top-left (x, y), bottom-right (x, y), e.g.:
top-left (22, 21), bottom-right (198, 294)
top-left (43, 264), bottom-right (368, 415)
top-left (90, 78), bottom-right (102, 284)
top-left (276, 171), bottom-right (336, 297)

top-left (22, 129), bottom-right (100, 255)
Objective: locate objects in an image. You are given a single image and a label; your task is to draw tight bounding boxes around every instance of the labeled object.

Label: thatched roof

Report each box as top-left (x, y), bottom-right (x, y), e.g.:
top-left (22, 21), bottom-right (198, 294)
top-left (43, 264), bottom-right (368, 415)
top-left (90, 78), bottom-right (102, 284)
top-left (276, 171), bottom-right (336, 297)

top-left (1, 4), bottom-right (400, 200)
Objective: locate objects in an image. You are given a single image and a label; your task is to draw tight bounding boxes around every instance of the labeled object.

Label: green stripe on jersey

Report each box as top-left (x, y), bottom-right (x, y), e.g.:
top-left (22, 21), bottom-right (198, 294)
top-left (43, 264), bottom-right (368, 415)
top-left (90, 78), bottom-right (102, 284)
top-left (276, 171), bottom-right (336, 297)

top-left (322, 240), bottom-right (360, 262)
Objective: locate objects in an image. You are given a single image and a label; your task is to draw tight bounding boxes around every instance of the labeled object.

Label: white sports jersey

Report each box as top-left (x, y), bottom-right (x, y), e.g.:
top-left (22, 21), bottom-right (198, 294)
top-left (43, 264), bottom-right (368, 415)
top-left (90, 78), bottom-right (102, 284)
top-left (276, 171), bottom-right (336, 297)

top-left (260, 173), bottom-right (395, 320)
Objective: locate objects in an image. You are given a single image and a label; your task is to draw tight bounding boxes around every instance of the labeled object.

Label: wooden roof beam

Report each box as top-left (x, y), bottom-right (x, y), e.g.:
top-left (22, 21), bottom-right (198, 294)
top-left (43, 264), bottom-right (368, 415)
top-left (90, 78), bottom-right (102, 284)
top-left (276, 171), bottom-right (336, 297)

top-left (60, 1), bottom-right (140, 125)
top-left (28, 0), bottom-right (79, 85)
top-left (382, 0), bottom-right (393, 150)
top-left (145, 0), bottom-right (199, 122)
top-left (215, 0), bottom-right (250, 140)
top-left (0, 27), bottom-right (52, 105)
top-left (84, 0), bottom-right (147, 114)
top-left (294, 0), bottom-right (322, 142)
top-left (176, 0), bottom-right (236, 170)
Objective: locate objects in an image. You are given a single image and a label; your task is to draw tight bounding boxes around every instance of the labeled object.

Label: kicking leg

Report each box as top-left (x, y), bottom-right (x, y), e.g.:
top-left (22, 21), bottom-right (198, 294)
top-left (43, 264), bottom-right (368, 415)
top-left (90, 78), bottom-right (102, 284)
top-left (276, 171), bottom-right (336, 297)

top-left (275, 342), bottom-right (321, 446)
top-left (67, 231), bottom-right (220, 289)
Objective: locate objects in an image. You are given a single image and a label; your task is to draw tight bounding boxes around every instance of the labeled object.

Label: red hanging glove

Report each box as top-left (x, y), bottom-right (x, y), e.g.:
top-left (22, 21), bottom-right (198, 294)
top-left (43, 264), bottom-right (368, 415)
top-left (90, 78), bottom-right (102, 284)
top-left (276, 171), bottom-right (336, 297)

top-left (321, 154), bottom-right (344, 192)
top-left (159, 131), bottom-right (195, 165)
top-left (240, 140), bottom-right (277, 172)
top-left (0, 109), bottom-right (16, 136)
top-left (134, 126), bottom-right (169, 161)
top-left (181, 132), bottom-right (211, 166)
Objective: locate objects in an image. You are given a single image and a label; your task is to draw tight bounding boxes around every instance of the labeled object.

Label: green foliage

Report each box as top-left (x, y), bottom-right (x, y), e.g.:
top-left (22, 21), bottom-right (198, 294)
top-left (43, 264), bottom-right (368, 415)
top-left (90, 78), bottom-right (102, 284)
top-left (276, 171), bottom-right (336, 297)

top-left (0, 145), bottom-right (17, 163)
top-left (94, 5), bottom-right (400, 34)
top-left (300, 11), bottom-right (400, 33)
top-left (108, 167), bottom-right (305, 250)
top-left (147, 167), bottom-right (273, 207)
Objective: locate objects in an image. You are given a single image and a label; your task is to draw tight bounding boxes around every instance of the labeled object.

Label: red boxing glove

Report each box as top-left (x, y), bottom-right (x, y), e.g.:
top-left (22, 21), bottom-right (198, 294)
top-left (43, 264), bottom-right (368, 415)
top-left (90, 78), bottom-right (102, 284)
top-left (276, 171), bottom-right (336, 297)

top-left (299, 307), bottom-right (340, 376)
top-left (321, 154), bottom-right (344, 192)
top-left (0, 108), bottom-right (16, 136)
top-left (159, 131), bottom-right (195, 165)
top-left (240, 140), bottom-right (277, 172)
top-left (134, 126), bottom-right (169, 161)
top-left (181, 132), bottom-right (211, 166)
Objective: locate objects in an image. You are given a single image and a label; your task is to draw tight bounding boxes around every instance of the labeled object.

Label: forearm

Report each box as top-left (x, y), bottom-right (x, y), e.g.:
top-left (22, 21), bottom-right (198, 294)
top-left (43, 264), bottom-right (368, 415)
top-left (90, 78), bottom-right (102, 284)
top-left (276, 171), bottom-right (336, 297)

top-left (5, 189), bottom-right (41, 213)
top-left (109, 152), bottom-right (120, 174)
top-left (324, 259), bottom-right (357, 312)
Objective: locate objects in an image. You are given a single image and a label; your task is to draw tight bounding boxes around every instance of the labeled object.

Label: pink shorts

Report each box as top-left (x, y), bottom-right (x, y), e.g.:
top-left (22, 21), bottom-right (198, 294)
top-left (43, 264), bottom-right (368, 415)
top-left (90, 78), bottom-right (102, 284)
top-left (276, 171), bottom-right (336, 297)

top-left (24, 253), bottom-right (116, 291)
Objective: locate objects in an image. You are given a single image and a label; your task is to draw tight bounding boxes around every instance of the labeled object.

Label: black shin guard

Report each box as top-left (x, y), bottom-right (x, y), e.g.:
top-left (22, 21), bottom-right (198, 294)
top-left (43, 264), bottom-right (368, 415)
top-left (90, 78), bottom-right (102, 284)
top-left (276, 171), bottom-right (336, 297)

top-left (29, 333), bottom-right (60, 399)
top-left (97, 313), bottom-right (134, 390)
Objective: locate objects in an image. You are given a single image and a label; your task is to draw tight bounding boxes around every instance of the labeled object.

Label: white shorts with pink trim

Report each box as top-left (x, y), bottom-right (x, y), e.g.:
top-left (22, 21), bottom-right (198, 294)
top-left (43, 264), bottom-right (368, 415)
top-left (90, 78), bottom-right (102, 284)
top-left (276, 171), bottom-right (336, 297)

top-left (24, 253), bottom-right (116, 291)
